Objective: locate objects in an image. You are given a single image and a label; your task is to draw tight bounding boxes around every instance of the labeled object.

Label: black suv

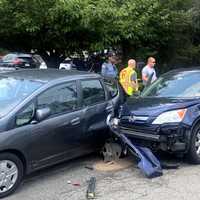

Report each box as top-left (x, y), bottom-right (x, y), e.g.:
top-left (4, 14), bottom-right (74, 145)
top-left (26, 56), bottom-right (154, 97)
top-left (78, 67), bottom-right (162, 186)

top-left (0, 53), bottom-right (46, 72)
top-left (0, 69), bottom-right (122, 197)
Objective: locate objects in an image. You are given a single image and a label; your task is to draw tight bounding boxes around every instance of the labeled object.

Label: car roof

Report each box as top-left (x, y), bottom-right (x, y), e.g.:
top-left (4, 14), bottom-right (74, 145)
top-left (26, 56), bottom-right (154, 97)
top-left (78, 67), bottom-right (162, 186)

top-left (162, 67), bottom-right (200, 77)
top-left (5, 53), bottom-right (32, 58)
top-left (0, 69), bottom-right (101, 83)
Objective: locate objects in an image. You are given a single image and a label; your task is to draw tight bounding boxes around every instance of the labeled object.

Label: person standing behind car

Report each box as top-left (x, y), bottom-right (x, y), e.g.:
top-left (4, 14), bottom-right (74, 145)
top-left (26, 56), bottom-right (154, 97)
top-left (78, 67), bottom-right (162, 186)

top-left (142, 57), bottom-right (157, 86)
top-left (119, 59), bottom-right (138, 96)
top-left (101, 52), bottom-right (118, 79)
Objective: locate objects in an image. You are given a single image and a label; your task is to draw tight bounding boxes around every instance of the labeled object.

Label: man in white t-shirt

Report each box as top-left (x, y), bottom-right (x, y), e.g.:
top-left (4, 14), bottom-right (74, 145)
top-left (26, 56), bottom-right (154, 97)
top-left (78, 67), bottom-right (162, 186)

top-left (142, 57), bottom-right (157, 86)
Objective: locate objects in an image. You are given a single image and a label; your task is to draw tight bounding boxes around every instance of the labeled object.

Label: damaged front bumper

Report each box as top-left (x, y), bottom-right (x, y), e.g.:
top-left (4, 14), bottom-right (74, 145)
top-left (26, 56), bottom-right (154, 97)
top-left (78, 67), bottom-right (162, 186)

top-left (107, 115), bottom-right (191, 153)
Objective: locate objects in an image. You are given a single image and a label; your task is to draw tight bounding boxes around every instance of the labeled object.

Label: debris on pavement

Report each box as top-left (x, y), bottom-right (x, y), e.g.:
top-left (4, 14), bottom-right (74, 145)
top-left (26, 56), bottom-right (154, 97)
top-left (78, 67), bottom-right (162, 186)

top-left (67, 181), bottom-right (81, 186)
top-left (86, 177), bottom-right (96, 199)
top-left (85, 165), bottom-right (94, 170)
top-left (120, 134), bottom-right (163, 178)
top-left (72, 182), bottom-right (81, 186)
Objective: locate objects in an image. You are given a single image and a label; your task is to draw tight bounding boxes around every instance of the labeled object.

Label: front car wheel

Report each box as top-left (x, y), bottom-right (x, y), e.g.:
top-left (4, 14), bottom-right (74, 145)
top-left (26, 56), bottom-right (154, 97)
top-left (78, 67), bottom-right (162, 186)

top-left (187, 125), bottom-right (200, 164)
top-left (0, 153), bottom-right (23, 198)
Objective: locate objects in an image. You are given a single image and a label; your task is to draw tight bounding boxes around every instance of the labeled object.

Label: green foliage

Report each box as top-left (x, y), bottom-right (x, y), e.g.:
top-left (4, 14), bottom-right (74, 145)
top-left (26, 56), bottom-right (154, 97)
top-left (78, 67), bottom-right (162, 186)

top-left (0, 0), bottom-right (199, 70)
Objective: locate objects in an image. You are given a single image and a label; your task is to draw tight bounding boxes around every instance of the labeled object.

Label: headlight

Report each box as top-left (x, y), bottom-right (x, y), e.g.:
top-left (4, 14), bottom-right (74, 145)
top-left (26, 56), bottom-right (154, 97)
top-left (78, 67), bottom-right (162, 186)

top-left (152, 109), bottom-right (187, 125)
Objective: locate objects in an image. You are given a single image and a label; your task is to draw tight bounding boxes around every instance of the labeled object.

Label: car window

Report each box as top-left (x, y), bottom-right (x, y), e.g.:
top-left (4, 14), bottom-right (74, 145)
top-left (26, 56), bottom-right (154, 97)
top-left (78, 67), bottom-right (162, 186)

top-left (142, 71), bottom-right (200, 98)
top-left (2, 54), bottom-right (17, 62)
top-left (16, 103), bottom-right (35, 126)
top-left (33, 55), bottom-right (44, 63)
top-left (81, 79), bottom-right (105, 106)
top-left (18, 57), bottom-right (33, 63)
top-left (103, 78), bottom-right (118, 98)
top-left (37, 82), bottom-right (78, 116)
top-left (0, 77), bottom-right (43, 118)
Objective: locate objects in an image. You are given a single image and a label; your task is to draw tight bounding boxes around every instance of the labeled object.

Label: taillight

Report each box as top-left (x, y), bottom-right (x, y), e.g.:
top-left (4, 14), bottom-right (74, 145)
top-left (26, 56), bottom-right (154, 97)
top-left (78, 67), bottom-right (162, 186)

top-left (12, 58), bottom-right (22, 65)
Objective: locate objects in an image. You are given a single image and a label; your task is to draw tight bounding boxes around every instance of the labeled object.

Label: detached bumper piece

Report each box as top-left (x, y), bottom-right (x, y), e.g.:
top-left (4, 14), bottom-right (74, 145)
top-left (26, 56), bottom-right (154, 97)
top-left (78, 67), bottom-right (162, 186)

top-left (120, 134), bottom-right (162, 178)
top-left (108, 122), bottom-right (163, 178)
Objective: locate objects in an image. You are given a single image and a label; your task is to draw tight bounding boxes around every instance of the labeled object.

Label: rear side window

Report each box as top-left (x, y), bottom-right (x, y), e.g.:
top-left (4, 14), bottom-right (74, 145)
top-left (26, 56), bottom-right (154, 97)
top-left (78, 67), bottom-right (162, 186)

top-left (18, 57), bottom-right (33, 63)
top-left (37, 81), bottom-right (78, 116)
top-left (81, 79), bottom-right (105, 106)
top-left (33, 55), bottom-right (45, 63)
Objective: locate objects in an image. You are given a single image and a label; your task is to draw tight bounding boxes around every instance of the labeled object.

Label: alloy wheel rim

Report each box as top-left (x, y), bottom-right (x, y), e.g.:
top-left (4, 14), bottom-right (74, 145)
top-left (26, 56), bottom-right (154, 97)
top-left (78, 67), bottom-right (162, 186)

top-left (0, 160), bottom-right (18, 193)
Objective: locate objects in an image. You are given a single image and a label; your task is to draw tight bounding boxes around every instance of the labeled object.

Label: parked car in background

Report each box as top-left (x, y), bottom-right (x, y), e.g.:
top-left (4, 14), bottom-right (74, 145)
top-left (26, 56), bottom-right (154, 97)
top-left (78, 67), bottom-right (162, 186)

top-left (59, 57), bottom-right (75, 70)
top-left (59, 57), bottom-right (90, 71)
top-left (0, 69), bottom-right (122, 197)
top-left (0, 53), bottom-right (47, 72)
top-left (111, 68), bottom-right (200, 164)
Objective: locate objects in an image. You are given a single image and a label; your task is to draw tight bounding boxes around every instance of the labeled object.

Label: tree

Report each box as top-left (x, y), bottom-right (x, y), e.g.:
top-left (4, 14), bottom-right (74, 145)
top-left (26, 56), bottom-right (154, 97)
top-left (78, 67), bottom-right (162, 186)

top-left (0, 0), bottom-right (199, 70)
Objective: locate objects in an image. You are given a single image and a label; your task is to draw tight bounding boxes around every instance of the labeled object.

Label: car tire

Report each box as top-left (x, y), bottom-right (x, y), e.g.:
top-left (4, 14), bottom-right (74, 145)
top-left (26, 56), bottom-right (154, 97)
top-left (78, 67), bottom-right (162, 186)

top-left (0, 153), bottom-right (24, 198)
top-left (187, 124), bottom-right (200, 164)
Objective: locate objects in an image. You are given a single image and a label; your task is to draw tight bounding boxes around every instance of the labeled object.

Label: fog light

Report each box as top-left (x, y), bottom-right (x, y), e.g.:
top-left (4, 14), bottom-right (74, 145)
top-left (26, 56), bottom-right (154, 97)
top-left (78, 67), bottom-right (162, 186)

top-left (113, 118), bottom-right (119, 126)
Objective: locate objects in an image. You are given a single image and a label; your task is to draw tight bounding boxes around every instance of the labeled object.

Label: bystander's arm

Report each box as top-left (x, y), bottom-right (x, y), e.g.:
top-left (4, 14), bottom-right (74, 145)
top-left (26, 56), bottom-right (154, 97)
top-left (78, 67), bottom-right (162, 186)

top-left (131, 73), bottom-right (138, 90)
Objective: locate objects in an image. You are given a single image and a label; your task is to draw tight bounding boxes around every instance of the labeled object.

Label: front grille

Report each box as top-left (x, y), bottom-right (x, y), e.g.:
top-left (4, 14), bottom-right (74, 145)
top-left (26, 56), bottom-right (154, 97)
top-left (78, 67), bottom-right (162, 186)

top-left (120, 115), bottom-right (148, 123)
top-left (119, 126), bottom-right (161, 141)
top-left (119, 122), bottom-right (157, 134)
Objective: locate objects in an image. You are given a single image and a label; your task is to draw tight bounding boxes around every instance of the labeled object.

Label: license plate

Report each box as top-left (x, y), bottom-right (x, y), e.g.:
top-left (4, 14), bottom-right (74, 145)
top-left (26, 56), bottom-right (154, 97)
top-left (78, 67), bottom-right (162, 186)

top-left (25, 63), bottom-right (30, 67)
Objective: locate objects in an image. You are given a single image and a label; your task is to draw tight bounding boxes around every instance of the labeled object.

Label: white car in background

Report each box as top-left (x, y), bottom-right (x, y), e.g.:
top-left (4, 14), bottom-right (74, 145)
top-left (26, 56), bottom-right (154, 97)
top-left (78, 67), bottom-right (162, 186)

top-left (59, 58), bottom-right (75, 70)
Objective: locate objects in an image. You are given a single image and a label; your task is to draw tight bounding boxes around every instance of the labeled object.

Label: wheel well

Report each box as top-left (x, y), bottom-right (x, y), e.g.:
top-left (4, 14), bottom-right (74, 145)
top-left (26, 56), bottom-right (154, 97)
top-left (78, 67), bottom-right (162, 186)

top-left (192, 118), bottom-right (200, 133)
top-left (186, 119), bottom-right (200, 152)
top-left (0, 150), bottom-right (27, 173)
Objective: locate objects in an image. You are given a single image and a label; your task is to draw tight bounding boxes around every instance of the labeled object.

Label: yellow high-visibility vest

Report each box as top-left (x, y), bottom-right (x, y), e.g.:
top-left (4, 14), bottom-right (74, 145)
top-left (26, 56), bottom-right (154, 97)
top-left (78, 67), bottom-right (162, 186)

top-left (119, 67), bottom-right (138, 96)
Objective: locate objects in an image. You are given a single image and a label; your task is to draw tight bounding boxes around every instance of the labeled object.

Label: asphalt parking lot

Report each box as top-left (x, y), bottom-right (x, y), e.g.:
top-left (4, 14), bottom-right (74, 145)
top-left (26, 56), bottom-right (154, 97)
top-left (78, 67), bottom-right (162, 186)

top-left (4, 153), bottom-right (200, 200)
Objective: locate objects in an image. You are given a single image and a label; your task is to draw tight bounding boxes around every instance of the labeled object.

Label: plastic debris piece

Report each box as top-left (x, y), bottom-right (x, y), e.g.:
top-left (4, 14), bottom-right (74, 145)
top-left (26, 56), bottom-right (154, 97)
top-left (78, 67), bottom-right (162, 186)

top-left (72, 182), bottom-right (81, 186)
top-left (85, 165), bottom-right (94, 170)
top-left (108, 122), bottom-right (163, 178)
top-left (86, 177), bottom-right (96, 199)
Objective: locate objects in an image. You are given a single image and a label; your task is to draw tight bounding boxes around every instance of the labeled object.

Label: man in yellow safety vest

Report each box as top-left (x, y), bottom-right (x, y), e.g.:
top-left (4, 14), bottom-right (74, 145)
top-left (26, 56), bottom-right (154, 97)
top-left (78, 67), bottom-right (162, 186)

top-left (119, 59), bottom-right (138, 96)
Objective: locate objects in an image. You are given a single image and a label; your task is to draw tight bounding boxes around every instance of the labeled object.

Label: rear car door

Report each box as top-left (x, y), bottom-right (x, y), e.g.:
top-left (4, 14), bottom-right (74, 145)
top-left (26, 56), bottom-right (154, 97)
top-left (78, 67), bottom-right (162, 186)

top-left (19, 81), bottom-right (85, 168)
top-left (80, 79), bottom-right (114, 147)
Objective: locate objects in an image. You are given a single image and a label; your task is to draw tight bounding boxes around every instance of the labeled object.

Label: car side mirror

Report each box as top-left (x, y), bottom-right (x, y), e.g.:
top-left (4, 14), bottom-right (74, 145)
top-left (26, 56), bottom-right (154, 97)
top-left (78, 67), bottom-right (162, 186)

top-left (35, 107), bottom-right (51, 122)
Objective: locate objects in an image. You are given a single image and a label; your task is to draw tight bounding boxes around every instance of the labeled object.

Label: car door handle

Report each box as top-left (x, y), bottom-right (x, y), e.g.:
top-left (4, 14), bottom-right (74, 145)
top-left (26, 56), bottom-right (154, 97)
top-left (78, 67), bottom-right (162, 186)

top-left (106, 105), bottom-right (113, 112)
top-left (70, 117), bottom-right (80, 125)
